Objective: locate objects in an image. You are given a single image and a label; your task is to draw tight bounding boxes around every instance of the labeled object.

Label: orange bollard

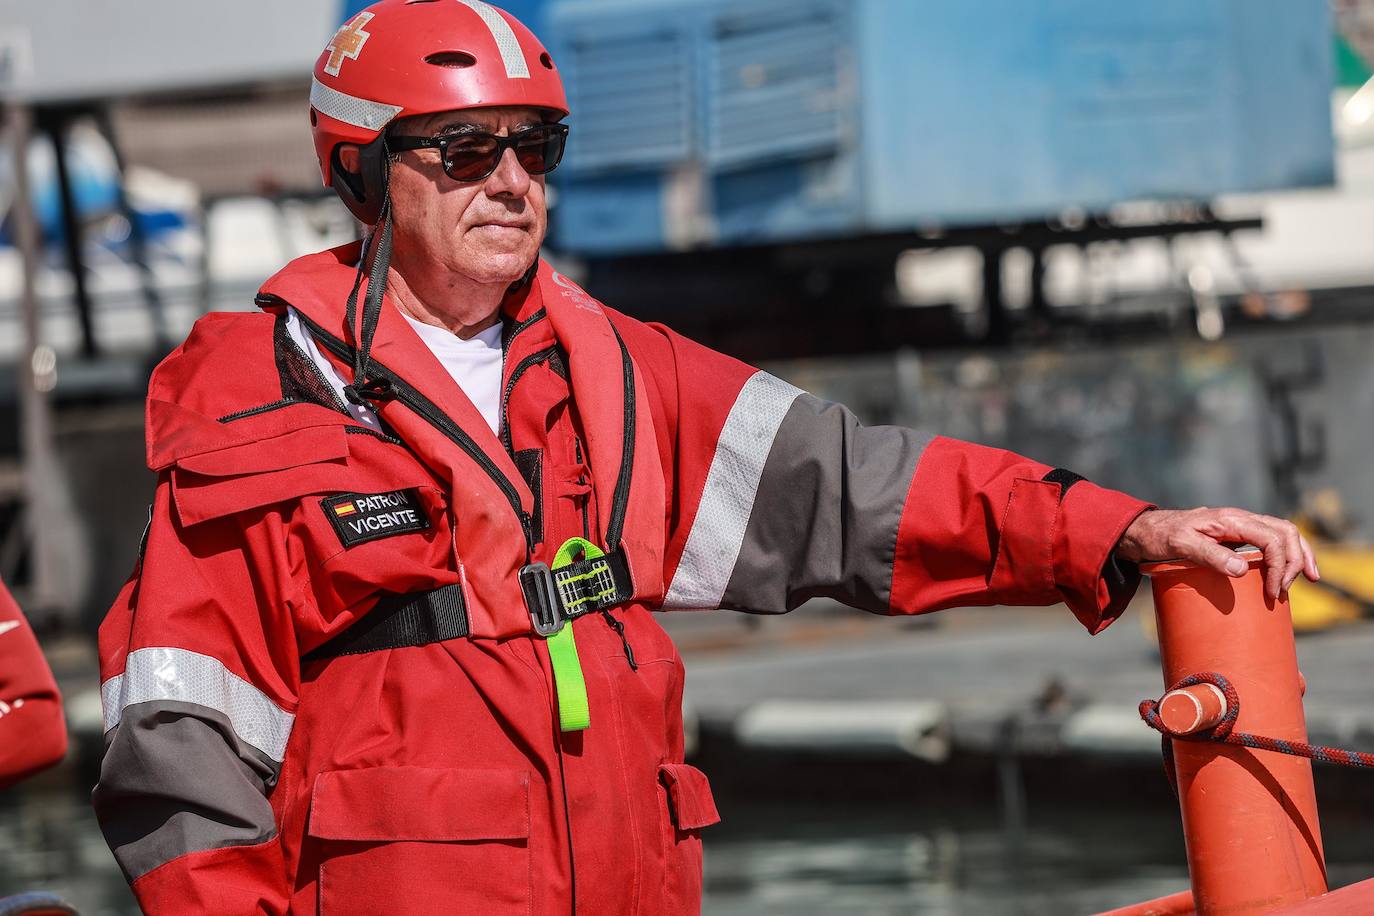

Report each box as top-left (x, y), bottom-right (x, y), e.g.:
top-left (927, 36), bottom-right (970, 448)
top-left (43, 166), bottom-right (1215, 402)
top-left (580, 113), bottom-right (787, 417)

top-left (1144, 551), bottom-right (1326, 914)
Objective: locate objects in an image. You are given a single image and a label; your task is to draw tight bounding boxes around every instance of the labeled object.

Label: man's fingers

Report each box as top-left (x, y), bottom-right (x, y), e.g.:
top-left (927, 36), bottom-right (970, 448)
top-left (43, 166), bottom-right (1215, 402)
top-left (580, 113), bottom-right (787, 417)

top-left (1258, 515), bottom-right (1307, 593)
top-left (1298, 533), bottom-right (1320, 581)
top-left (1170, 508), bottom-right (1318, 594)
top-left (1280, 521), bottom-right (1305, 591)
top-left (1199, 510), bottom-right (1288, 597)
top-left (1184, 534), bottom-right (1250, 578)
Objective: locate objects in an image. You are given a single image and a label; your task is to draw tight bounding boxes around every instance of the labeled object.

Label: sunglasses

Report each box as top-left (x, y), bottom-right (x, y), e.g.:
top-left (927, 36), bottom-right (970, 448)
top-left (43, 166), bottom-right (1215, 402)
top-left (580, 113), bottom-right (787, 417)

top-left (388, 123), bottom-right (569, 182)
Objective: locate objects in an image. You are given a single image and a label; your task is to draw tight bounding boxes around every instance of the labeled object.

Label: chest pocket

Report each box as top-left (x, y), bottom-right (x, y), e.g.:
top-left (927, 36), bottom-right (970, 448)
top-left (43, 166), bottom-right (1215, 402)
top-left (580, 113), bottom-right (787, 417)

top-left (169, 421), bottom-right (460, 629)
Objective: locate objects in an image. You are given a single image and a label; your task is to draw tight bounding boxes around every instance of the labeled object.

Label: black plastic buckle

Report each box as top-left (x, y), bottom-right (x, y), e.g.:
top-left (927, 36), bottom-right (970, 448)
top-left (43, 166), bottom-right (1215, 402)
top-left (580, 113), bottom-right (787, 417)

top-left (519, 562), bottom-right (564, 637)
top-left (343, 376), bottom-right (395, 406)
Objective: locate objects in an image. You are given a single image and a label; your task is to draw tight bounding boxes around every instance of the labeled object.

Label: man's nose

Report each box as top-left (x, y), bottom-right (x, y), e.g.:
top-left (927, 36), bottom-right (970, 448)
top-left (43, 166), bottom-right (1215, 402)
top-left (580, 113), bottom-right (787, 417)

top-left (484, 147), bottom-right (532, 198)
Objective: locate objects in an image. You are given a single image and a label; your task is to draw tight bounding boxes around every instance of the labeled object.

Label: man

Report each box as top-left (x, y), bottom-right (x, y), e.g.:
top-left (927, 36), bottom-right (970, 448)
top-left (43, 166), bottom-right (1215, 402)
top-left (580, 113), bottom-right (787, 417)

top-left (93, 2), bottom-right (1318, 913)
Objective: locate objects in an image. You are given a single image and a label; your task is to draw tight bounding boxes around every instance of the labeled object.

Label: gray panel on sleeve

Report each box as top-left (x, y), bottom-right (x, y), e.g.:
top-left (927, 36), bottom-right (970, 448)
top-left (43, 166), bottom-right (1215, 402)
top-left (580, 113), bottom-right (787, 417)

top-left (93, 699), bottom-right (281, 881)
top-left (663, 371), bottom-right (803, 609)
top-left (721, 394), bottom-right (931, 613)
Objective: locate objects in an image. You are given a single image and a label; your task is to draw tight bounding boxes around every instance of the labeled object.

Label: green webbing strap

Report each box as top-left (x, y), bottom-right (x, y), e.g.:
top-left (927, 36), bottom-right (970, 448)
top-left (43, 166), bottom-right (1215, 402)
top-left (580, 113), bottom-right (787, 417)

top-left (546, 537), bottom-right (598, 732)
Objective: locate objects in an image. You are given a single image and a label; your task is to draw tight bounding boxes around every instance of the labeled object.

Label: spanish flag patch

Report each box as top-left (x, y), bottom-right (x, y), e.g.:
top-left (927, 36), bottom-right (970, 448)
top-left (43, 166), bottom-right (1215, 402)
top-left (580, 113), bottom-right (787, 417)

top-left (321, 489), bottom-right (430, 548)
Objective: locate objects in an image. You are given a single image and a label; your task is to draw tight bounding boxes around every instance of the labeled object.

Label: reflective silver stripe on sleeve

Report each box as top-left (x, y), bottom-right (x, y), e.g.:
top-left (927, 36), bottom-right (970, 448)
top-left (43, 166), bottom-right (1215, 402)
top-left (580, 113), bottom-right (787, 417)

top-left (663, 371), bottom-right (803, 609)
top-left (101, 647), bottom-right (295, 763)
top-left (454, 0), bottom-right (532, 79)
top-left (309, 77), bottom-right (403, 131)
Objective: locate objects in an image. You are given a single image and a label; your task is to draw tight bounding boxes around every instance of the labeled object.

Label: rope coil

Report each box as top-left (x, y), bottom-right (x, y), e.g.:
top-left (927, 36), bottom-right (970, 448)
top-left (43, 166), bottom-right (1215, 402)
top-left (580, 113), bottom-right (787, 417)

top-left (1139, 671), bottom-right (1374, 792)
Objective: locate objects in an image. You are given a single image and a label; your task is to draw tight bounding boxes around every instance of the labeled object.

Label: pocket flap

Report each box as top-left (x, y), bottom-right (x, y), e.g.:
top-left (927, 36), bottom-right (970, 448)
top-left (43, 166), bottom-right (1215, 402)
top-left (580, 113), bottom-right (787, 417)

top-left (308, 767), bottom-right (530, 842)
top-left (988, 477), bottom-right (1060, 604)
top-left (176, 425), bottom-right (349, 477)
top-left (170, 426), bottom-right (355, 526)
top-left (171, 464), bottom-right (355, 527)
top-left (658, 762), bottom-right (721, 831)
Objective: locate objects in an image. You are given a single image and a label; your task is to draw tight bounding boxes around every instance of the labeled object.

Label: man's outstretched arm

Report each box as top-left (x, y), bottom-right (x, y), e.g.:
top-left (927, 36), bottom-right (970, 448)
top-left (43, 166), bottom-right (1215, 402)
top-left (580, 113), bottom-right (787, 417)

top-left (628, 318), bottom-right (1317, 630)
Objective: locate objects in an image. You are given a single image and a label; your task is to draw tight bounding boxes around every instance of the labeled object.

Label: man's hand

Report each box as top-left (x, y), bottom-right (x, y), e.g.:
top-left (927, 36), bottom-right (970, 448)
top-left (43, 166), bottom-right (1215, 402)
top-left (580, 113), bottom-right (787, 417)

top-left (1116, 508), bottom-right (1320, 600)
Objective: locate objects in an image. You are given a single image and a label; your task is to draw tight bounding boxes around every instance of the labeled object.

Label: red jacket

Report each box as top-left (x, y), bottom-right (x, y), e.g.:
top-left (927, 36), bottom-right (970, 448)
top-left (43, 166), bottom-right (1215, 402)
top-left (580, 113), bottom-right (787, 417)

top-left (0, 580), bottom-right (67, 789)
top-left (94, 243), bottom-right (1149, 915)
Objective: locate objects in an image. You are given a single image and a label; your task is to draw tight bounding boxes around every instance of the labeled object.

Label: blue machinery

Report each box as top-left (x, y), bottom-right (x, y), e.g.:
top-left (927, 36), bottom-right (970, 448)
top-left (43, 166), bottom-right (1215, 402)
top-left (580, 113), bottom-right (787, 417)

top-left (544, 0), bottom-right (1336, 352)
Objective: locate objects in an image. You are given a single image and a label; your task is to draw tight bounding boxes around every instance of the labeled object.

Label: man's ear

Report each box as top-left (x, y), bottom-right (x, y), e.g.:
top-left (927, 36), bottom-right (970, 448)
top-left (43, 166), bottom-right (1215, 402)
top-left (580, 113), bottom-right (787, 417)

top-left (338, 144), bottom-right (361, 174)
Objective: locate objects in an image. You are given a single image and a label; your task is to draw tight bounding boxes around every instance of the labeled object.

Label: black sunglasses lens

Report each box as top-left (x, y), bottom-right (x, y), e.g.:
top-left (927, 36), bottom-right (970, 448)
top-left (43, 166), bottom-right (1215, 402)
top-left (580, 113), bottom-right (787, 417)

top-left (514, 127), bottom-right (566, 175)
top-left (438, 127), bottom-right (567, 181)
top-left (443, 136), bottom-right (502, 181)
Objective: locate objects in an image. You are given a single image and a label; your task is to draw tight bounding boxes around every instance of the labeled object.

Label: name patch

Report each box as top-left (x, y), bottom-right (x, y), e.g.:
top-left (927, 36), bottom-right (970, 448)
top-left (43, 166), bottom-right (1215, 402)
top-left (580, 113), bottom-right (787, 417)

top-left (322, 489), bottom-right (431, 548)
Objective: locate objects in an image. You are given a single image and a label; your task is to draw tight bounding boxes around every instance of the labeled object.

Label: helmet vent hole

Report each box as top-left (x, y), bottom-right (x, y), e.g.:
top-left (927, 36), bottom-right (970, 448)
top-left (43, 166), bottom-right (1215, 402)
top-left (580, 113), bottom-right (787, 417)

top-left (539, 52), bottom-right (554, 70)
top-left (405, 0), bottom-right (440, 4)
top-left (425, 51), bottom-right (477, 68)
top-left (310, 109), bottom-right (318, 127)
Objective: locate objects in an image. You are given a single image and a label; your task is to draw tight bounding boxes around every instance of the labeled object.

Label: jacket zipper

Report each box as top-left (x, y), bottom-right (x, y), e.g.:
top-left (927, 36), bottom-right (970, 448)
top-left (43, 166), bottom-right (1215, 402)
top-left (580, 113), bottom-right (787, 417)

top-left (574, 439), bottom-right (590, 541)
top-left (217, 398), bottom-right (307, 423)
top-left (603, 326), bottom-right (636, 550)
top-left (344, 425), bottom-right (404, 447)
top-left (268, 296), bottom-right (535, 555)
top-left (506, 307), bottom-right (578, 911)
top-left (503, 307), bottom-right (547, 353)
top-left (600, 609), bottom-right (638, 671)
top-left (500, 345), bottom-right (557, 454)
top-left (503, 318), bottom-right (640, 674)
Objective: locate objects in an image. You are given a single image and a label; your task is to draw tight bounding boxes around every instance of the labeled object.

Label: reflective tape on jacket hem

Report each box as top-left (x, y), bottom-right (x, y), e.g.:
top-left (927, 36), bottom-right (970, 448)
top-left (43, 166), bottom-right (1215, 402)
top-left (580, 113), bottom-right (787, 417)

top-left (663, 371), bottom-right (803, 609)
top-left (101, 647), bottom-right (295, 763)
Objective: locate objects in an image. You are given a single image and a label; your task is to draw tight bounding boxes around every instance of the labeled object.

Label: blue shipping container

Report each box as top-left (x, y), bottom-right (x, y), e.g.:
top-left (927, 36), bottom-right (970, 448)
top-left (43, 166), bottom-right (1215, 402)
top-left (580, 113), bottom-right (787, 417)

top-left (545, 0), bottom-right (1335, 255)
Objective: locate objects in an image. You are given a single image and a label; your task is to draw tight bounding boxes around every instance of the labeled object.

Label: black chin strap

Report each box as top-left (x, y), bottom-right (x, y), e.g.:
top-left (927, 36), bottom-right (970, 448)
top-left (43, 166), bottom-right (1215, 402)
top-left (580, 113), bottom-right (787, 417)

top-left (343, 166), bottom-right (395, 407)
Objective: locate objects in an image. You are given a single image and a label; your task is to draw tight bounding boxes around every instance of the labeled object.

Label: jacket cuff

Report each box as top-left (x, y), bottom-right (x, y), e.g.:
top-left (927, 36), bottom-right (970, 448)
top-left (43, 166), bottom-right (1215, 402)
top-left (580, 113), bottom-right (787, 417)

top-left (1053, 482), bottom-right (1153, 634)
top-left (131, 839), bottom-right (287, 915)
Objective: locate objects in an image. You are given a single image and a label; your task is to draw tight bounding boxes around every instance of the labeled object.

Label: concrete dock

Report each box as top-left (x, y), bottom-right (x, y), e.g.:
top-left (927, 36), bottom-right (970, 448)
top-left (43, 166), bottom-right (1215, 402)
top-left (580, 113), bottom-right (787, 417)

top-left (662, 597), bottom-right (1374, 766)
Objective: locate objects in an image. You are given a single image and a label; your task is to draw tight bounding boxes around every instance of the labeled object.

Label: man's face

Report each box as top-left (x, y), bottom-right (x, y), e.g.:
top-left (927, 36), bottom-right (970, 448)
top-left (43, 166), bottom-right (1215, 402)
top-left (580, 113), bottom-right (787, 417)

top-left (384, 106), bottom-right (551, 286)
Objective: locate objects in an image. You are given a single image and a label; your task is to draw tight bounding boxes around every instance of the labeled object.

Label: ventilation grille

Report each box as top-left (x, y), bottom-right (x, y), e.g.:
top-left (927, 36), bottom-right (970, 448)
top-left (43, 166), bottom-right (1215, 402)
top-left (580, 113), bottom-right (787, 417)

top-left (707, 1), bottom-right (849, 168)
top-left (563, 27), bottom-right (693, 173)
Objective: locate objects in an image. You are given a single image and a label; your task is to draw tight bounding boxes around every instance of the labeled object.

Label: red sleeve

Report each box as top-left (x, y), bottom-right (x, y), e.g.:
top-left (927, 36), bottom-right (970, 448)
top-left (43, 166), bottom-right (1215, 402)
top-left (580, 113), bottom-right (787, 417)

top-left (94, 475), bottom-right (296, 914)
top-left (891, 437), bottom-right (1152, 633)
top-left (0, 580), bottom-right (67, 789)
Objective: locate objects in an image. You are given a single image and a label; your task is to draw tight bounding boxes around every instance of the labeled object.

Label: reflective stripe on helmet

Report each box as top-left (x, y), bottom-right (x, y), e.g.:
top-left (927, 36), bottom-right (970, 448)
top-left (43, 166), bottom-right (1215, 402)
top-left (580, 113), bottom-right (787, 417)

top-left (454, 0), bottom-right (531, 79)
top-left (310, 77), bottom-right (403, 132)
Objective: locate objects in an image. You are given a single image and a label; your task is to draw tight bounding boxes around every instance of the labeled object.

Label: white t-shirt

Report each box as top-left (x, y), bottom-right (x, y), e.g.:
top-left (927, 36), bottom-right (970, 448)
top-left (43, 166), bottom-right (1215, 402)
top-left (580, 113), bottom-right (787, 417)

top-left (284, 306), bottom-right (504, 435)
top-left (398, 311), bottom-right (504, 434)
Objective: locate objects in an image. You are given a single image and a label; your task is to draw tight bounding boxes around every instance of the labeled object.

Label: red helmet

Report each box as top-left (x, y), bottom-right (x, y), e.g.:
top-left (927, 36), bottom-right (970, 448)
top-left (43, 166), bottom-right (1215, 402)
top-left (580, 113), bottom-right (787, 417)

top-left (310, 0), bottom-right (568, 223)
